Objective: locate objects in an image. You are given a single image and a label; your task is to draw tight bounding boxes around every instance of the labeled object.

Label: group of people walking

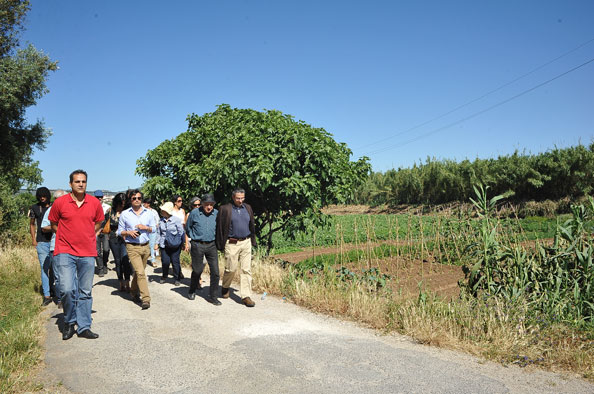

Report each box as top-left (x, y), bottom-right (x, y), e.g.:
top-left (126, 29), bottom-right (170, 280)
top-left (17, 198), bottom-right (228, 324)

top-left (29, 169), bottom-right (258, 341)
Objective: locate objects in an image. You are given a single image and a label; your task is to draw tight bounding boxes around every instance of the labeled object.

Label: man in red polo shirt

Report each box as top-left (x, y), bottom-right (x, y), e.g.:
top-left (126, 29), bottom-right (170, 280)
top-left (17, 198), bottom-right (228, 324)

top-left (49, 170), bottom-right (104, 340)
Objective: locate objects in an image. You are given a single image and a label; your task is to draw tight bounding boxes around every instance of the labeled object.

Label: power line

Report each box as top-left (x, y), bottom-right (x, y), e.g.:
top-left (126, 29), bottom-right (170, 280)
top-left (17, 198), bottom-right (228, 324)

top-left (356, 36), bottom-right (594, 152)
top-left (366, 56), bottom-right (594, 156)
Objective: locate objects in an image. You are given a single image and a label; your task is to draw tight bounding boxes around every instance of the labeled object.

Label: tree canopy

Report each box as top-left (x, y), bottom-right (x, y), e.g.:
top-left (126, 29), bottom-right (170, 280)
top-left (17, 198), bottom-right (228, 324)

top-left (0, 0), bottom-right (56, 192)
top-left (137, 104), bottom-right (370, 251)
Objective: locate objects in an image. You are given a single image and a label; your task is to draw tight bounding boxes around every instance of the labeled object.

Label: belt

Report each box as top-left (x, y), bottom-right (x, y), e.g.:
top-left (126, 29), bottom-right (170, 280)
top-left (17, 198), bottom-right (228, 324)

top-left (192, 240), bottom-right (214, 244)
top-left (228, 237), bottom-right (248, 243)
top-left (126, 242), bottom-right (149, 246)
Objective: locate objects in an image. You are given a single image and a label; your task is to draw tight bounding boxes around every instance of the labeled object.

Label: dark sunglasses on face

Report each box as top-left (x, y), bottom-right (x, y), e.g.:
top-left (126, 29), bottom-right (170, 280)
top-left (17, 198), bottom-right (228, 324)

top-left (131, 196), bottom-right (142, 201)
top-left (193, 203), bottom-right (200, 207)
top-left (176, 199), bottom-right (182, 203)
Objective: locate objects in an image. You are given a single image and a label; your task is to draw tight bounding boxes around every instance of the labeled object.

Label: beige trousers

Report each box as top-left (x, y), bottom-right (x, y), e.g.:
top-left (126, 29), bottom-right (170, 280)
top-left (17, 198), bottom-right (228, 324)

top-left (222, 238), bottom-right (252, 298)
top-left (126, 243), bottom-right (151, 303)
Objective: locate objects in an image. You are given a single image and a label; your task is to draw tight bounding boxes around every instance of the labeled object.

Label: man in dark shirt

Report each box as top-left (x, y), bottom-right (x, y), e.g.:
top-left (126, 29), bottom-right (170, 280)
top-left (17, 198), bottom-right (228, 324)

top-left (29, 187), bottom-right (53, 306)
top-left (215, 188), bottom-right (257, 307)
top-left (186, 193), bottom-right (220, 305)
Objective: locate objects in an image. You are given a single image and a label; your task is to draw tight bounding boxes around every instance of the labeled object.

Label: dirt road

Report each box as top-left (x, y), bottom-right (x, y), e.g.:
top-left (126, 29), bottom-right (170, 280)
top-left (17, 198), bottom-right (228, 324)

top-left (41, 264), bottom-right (593, 393)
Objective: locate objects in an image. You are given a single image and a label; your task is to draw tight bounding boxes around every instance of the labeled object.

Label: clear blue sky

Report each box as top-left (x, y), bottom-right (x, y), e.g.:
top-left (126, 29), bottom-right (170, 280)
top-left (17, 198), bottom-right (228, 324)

top-left (22, 0), bottom-right (594, 192)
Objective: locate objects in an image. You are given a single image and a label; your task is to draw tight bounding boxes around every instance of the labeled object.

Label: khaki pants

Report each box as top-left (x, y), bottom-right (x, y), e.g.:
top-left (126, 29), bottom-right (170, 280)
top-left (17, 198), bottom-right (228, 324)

top-left (222, 239), bottom-right (252, 298)
top-left (126, 243), bottom-right (151, 303)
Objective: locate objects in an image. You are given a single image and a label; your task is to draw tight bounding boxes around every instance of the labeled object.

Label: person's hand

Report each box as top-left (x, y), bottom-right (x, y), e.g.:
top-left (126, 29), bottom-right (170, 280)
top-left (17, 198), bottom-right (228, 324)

top-left (127, 230), bottom-right (139, 239)
top-left (154, 244), bottom-right (159, 250)
top-left (32, 239), bottom-right (37, 247)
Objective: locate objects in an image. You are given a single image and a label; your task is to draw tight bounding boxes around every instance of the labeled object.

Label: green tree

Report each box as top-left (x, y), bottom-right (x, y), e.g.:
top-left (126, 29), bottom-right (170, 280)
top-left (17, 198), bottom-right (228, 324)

top-left (0, 0), bottom-right (57, 192)
top-left (137, 104), bottom-right (370, 252)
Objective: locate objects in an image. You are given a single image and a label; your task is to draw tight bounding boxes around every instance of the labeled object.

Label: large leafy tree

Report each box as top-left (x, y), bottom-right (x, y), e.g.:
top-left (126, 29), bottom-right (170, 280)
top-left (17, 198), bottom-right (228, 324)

top-left (137, 104), bottom-right (370, 252)
top-left (0, 0), bottom-right (57, 192)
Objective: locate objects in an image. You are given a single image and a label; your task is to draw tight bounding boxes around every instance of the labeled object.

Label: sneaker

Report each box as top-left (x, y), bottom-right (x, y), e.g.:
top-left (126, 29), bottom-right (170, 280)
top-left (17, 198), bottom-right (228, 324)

top-left (242, 297), bottom-right (255, 308)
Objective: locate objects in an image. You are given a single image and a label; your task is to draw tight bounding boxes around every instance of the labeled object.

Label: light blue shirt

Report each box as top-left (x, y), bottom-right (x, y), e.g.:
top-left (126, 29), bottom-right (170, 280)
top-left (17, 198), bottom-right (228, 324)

top-left (157, 215), bottom-right (185, 248)
top-left (41, 206), bottom-right (56, 251)
top-left (117, 207), bottom-right (156, 244)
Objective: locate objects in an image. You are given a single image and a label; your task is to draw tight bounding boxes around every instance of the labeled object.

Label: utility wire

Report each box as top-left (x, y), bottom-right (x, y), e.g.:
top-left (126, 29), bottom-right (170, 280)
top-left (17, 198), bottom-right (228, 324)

top-left (356, 36), bottom-right (594, 152)
top-left (366, 56), bottom-right (594, 156)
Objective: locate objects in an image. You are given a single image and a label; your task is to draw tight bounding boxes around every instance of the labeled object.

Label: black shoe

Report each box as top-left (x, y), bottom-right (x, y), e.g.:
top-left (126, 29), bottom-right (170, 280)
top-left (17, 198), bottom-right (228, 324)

top-left (77, 329), bottom-right (99, 339)
top-left (141, 302), bottom-right (150, 310)
top-left (159, 278), bottom-right (165, 284)
top-left (98, 270), bottom-right (105, 277)
top-left (62, 323), bottom-right (76, 340)
top-left (42, 297), bottom-right (53, 306)
top-left (221, 287), bottom-right (230, 299)
top-left (206, 296), bottom-right (222, 306)
top-left (188, 292), bottom-right (195, 300)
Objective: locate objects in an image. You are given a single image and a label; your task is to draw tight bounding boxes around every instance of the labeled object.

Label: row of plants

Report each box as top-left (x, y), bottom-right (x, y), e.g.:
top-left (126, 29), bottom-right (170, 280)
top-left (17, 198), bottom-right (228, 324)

top-left (253, 189), bottom-right (594, 378)
top-left (352, 143), bottom-right (594, 207)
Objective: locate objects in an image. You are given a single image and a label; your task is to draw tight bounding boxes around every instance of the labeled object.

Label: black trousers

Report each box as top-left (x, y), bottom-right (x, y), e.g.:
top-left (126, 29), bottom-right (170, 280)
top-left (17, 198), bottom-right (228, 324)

top-left (189, 241), bottom-right (219, 297)
top-left (96, 233), bottom-right (109, 270)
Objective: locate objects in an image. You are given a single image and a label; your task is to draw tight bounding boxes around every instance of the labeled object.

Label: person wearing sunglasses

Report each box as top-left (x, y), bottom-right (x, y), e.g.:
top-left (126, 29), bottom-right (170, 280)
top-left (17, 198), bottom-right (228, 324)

top-left (171, 195), bottom-right (186, 225)
top-left (117, 190), bottom-right (157, 310)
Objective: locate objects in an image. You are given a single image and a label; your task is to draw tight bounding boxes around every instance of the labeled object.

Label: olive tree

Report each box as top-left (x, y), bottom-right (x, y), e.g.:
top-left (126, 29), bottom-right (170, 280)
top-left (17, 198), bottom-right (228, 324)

top-left (136, 104), bottom-right (370, 252)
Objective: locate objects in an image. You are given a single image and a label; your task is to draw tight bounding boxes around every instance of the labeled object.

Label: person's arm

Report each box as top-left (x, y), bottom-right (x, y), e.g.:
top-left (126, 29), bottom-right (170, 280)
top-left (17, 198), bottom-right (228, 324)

top-left (29, 217), bottom-right (37, 246)
top-left (41, 208), bottom-right (52, 233)
top-left (50, 221), bottom-right (58, 233)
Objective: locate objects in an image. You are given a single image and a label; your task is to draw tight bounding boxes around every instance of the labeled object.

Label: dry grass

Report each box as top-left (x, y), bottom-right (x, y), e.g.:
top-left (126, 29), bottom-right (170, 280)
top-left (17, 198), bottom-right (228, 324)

top-left (0, 246), bottom-right (46, 393)
top-left (251, 255), bottom-right (594, 380)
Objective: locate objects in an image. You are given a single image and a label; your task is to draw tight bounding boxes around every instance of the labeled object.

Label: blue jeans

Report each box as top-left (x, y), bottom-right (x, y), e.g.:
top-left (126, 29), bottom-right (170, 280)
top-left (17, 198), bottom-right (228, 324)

top-left (109, 236), bottom-right (131, 281)
top-left (148, 232), bottom-right (157, 262)
top-left (36, 242), bottom-right (51, 297)
top-left (54, 254), bottom-right (95, 332)
top-left (160, 246), bottom-right (181, 280)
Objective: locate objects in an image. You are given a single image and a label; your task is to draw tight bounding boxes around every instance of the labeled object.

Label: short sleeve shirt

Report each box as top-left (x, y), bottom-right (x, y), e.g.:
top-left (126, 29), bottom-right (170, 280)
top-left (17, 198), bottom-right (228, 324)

top-left (48, 193), bottom-right (104, 257)
top-left (29, 203), bottom-right (52, 242)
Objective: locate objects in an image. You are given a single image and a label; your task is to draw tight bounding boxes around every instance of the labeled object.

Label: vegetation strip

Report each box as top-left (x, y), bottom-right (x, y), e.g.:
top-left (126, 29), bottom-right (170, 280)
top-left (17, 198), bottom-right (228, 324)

top-left (0, 247), bottom-right (44, 393)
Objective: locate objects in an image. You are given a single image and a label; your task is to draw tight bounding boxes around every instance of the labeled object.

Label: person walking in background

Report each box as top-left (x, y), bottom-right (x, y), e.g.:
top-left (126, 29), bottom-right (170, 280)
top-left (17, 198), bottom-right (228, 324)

top-left (185, 196), bottom-right (201, 224)
top-left (186, 193), bottom-right (220, 305)
top-left (171, 194), bottom-right (186, 224)
top-left (40, 189), bottom-right (67, 307)
top-left (94, 190), bottom-right (110, 277)
top-left (29, 186), bottom-right (54, 306)
top-left (117, 189), bottom-right (156, 310)
top-left (216, 188), bottom-right (257, 308)
top-left (49, 170), bottom-right (104, 340)
top-left (143, 197), bottom-right (160, 268)
top-left (156, 201), bottom-right (186, 286)
top-left (108, 193), bottom-right (132, 293)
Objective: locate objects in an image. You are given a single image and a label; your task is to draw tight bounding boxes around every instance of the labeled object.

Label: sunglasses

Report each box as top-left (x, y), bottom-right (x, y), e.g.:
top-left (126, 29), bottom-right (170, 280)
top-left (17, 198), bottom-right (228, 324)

top-left (176, 199), bottom-right (182, 203)
top-left (131, 196), bottom-right (142, 201)
top-left (193, 203), bottom-right (200, 207)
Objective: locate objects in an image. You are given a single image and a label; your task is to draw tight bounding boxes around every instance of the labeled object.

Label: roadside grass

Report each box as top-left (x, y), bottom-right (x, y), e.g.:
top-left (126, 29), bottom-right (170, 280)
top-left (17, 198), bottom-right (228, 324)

top-left (0, 246), bottom-right (44, 393)
top-left (251, 256), bottom-right (594, 380)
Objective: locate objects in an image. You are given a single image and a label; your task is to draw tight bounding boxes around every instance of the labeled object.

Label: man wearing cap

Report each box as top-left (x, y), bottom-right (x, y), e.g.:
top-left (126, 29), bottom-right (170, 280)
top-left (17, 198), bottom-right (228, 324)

top-left (186, 193), bottom-right (220, 305)
top-left (215, 188), bottom-right (257, 307)
top-left (94, 190), bottom-right (110, 277)
top-left (49, 170), bottom-right (105, 340)
top-left (117, 189), bottom-right (156, 310)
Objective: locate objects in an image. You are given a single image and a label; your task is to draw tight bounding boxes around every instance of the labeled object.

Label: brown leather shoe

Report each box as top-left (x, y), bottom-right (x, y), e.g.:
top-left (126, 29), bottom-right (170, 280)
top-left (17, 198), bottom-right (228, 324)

top-left (242, 297), bottom-right (255, 307)
top-left (221, 287), bottom-right (230, 299)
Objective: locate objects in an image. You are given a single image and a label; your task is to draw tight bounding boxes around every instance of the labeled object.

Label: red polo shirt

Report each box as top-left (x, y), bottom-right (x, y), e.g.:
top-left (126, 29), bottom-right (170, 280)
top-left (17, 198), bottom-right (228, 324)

top-left (49, 193), bottom-right (104, 257)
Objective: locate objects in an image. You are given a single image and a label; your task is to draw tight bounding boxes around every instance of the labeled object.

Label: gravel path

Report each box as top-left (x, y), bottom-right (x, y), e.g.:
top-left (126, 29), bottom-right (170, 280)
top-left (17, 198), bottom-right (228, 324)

top-left (42, 263), bottom-right (593, 394)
